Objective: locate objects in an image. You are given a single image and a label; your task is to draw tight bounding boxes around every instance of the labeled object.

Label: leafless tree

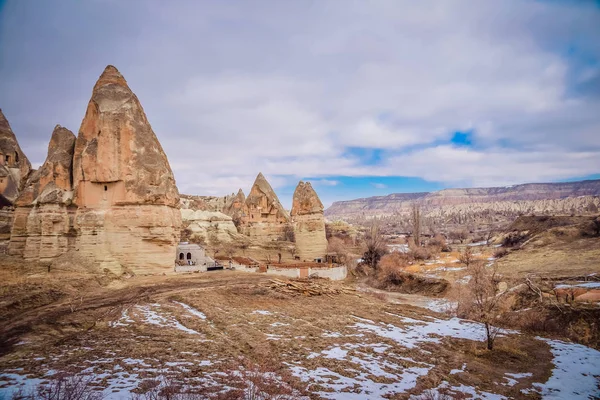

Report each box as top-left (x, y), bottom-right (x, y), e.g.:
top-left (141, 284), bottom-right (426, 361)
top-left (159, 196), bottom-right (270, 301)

top-left (484, 227), bottom-right (496, 246)
top-left (456, 251), bottom-right (509, 350)
top-left (411, 204), bottom-right (421, 247)
top-left (458, 246), bottom-right (475, 267)
top-left (361, 222), bottom-right (387, 271)
top-left (327, 237), bottom-right (349, 266)
top-left (449, 229), bottom-right (468, 244)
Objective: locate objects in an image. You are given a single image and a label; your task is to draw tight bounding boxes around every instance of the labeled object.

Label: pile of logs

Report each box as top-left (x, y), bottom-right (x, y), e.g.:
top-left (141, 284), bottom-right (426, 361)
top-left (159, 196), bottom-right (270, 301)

top-left (267, 279), bottom-right (357, 297)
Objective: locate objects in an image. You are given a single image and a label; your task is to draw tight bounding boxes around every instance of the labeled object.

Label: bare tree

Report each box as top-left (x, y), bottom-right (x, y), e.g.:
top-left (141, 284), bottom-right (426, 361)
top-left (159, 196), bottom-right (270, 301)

top-left (449, 229), bottom-right (468, 244)
top-left (327, 237), bottom-right (349, 266)
top-left (456, 249), bottom-right (509, 350)
top-left (484, 227), bottom-right (496, 246)
top-left (223, 242), bottom-right (236, 259)
top-left (412, 204), bottom-right (421, 247)
top-left (361, 223), bottom-right (387, 271)
top-left (288, 245), bottom-right (297, 259)
top-left (458, 246), bottom-right (475, 267)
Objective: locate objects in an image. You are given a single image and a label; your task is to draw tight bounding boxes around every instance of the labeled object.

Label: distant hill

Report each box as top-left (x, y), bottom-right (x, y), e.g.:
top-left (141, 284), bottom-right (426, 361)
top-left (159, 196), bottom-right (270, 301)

top-left (324, 179), bottom-right (600, 222)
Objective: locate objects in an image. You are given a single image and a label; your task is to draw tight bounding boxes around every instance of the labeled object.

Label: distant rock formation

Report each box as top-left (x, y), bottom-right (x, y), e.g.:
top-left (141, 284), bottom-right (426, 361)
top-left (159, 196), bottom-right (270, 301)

top-left (291, 181), bottom-right (327, 261)
top-left (8, 66), bottom-right (181, 274)
top-left (325, 180), bottom-right (600, 224)
top-left (71, 65), bottom-right (181, 273)
top-left (240, 173), bottom-right (290, 240)
top-left (9, 125), bottom-right (76, 260)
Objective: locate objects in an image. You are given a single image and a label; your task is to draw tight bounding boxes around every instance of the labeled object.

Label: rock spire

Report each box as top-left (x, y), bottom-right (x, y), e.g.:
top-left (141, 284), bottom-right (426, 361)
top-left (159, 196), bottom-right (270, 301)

top-left (8, 125), bottom-right (76, 260)
top-left (0, 109), bottom-right (32, 203)
top-left (72, 65), bottom-right (181, 273)
top-left (291, 181), bottom-right (327, 261)
top-left (241, 173), bottom-right (290, 240)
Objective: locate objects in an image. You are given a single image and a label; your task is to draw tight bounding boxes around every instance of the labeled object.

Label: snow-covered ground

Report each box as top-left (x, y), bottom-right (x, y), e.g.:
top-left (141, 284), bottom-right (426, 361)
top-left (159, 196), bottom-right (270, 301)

top-left (1, 299), bottom-right (599, 399)
top-left (529, 338), bottom-right (600, 399)
top-left (555, 282), bottom-right (600, 289)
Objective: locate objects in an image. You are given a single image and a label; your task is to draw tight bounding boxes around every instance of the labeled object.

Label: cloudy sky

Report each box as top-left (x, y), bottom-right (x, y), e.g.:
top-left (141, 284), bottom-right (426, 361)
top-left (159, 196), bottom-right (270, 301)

top-left (1, 0), bottom-right (599, 208)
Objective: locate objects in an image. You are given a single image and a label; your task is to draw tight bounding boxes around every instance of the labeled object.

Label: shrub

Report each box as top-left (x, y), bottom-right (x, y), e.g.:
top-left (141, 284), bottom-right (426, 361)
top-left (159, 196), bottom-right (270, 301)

top-left (411, 246), bottom-right (433, 261)
top-left (493, 248), bottom-right (509, 259)
top-left (502, 232), bottom-right (527, 247)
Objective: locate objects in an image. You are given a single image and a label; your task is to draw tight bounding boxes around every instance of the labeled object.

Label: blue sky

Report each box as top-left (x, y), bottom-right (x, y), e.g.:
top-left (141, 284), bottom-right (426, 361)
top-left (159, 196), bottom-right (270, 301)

top-left (1, 0), bottom-right (599, 208)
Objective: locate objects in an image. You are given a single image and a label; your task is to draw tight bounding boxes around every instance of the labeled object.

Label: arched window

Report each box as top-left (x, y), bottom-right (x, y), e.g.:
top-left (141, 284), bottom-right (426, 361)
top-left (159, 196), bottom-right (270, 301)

top-left (187, 252), bottom-right (192, 260)
top-left (15, 153), bottom-right (19, 163)
top-left (179, 253), bottom-right (184, 260)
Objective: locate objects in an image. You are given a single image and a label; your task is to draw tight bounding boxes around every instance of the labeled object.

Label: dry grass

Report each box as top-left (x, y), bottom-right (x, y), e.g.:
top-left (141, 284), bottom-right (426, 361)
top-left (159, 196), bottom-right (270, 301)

top-left (0, 258), bottom-right (563, 398)
top-left (496, 215), bottom-right (600, 279)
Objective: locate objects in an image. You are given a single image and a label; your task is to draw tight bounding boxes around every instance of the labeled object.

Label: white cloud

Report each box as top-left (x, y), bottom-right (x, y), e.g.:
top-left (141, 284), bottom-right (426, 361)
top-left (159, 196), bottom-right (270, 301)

top-left (371, 183), bottom-right (388, 189)
top-left (0, 0), bottom-right (599, 198)
top-left (312, 179), bottom-right (340, 187)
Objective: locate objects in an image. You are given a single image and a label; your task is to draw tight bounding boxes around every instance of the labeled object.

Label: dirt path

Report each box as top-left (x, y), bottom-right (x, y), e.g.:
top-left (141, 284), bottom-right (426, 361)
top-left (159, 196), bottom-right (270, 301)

top-left (0, 272), bottom-right (271, 356)
top-left (356, 283), bottom-right (454, 312)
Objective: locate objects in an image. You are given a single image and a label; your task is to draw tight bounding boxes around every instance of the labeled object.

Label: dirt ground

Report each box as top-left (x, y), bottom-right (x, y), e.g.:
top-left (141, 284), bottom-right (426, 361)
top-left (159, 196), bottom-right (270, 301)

top-left (1, 257), bottom-right (582, 399)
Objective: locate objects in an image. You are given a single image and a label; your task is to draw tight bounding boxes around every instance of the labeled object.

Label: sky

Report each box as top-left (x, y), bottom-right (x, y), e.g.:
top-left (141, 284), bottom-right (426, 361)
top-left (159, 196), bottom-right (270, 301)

top-left (1, 0), bottom-right (599, 209)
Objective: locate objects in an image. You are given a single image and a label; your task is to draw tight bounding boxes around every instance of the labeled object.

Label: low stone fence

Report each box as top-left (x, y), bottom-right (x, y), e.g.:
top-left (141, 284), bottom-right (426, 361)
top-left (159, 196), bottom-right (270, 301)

top-left (309, 265), bottom-right (347, 280)
top-left (175, 264), bottom-right (207, 273)
top-left (265, 265), bottom-right (347, 280)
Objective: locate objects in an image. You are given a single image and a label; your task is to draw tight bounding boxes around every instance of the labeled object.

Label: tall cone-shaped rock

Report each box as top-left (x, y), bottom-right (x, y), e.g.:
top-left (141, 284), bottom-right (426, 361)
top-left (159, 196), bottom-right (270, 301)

top-left (72, 65), bottom-right (181, 273)
top-left (0, 109), bottom-right (32, 204)
top-left (8, 125), bottom-right (77, 260)
top-left (241, 173), bottom-right (290, 240)
top-left (291, 181), bottom-right (327, 261)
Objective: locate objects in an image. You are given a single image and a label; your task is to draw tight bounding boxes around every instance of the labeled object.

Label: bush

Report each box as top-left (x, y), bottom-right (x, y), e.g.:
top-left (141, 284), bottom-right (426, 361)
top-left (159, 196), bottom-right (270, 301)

top-left (502, 232), bottom-right (528, 247)
top-left (411, 246), bottom-right (433, 260)
top-left (493, 248), bottom-right (509, 258)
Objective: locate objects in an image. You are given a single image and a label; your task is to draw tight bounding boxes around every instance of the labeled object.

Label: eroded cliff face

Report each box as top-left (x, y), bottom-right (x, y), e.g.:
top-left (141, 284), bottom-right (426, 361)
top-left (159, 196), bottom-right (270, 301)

top-left (240, 173), bottom-right (290, 240)
top-left (72, 65), bottom-right (181, 274)
top-left (291, 181), bottom-right (327, 261)
top-left (8, 66), bottom-right (181, 273)
top-left (8, 126), bottom-right (76, 261)
top-left (0, 109), bottom-right (32, 204)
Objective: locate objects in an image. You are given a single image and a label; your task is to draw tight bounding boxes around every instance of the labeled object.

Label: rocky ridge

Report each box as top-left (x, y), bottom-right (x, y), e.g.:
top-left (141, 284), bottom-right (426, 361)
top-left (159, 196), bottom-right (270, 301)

top-left (325, 180), bottom-right (600, 223)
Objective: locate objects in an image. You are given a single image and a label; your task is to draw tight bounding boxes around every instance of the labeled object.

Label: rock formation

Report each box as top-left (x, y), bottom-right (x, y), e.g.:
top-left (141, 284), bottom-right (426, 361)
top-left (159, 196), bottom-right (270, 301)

top-left (181, 209), bottom-right (241, 243)
top-left (71, 65), bottom-right (181, 273)
top-left (291, 181), bottom-right (327, 261)
top-left (0, 109), bottom-right (32, 241)
top-left (180, 193), bottom-right (236, 213)
top-left (223, 189), bottom-right (246, 226)
top-left (325, 180), bottom-right (600, 224)
top-left (240, 173), bottom-right (290, 240)
top-left (8, 66), bottom-right (181, 274)
top-left (8, 125), bottom-right (76, 260)
top-left (0, 109), bottom-right (32, 204)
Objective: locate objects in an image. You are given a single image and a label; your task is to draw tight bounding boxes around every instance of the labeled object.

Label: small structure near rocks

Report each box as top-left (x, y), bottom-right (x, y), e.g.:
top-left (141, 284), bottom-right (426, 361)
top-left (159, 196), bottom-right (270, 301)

top-left (175, 242), bottom-right (214, 272)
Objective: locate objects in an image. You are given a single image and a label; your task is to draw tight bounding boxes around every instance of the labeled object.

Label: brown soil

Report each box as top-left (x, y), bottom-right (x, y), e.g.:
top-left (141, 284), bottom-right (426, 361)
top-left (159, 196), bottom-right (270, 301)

top-left (0, 257), bottom-right (566, 398)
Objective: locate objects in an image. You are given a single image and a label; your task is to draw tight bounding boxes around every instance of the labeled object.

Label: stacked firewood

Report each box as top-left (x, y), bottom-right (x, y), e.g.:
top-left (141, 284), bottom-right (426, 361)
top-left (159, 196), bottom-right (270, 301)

top-left (267, 279), bottom-right (357, 297)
